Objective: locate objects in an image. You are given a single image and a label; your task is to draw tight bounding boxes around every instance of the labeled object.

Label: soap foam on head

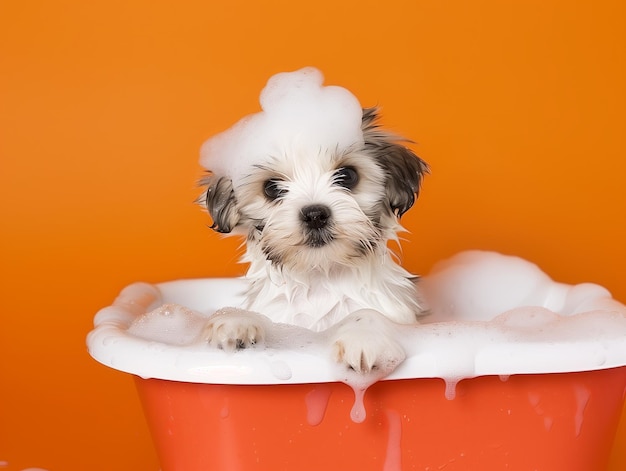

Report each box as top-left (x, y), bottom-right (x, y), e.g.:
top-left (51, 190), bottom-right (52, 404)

top-left (199, 67), bottom-right (365, 185)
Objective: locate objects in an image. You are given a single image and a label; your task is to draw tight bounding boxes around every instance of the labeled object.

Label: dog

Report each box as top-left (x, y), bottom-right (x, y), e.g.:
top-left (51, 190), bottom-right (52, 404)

top-left (198, 106), bottom-right (428, 374)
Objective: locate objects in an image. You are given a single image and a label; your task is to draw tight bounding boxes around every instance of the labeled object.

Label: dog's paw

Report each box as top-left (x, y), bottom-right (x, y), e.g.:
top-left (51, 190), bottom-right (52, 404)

top-left (330, 309), bottom-right (406, 375)
top-left (201, 307), bottom-right (268, 351)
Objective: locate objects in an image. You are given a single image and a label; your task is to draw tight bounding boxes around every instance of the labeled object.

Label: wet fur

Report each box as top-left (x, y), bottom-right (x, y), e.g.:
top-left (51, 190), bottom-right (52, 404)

top-left (199, 107), bottom-right (428, 373)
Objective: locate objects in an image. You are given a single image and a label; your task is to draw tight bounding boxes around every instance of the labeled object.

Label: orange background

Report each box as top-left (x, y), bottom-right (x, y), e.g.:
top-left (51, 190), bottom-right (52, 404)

top-left (1, 1), bottom-right (624, 470)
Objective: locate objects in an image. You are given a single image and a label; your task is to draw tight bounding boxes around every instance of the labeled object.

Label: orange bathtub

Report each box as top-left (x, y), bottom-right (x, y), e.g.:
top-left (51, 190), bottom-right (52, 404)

top-left (88, 252), bottom-right (626, 471)
top-left (134, 368), bottom-right (625, 471)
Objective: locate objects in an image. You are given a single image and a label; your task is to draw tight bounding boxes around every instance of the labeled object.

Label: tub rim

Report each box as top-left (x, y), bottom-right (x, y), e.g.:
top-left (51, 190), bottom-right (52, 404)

top-left (87, 263), bottom-right (626, 385)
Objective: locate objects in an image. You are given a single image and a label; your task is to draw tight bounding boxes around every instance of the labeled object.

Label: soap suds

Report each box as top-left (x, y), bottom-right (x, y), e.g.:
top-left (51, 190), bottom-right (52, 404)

top-left (128, 303), bottom-right (206, 346)
top-left (200, 67), bottom-right (364, 186)
top-left (305, 385), bottom-right (332, 426)
top-left (573, 384), bottom-right (591, 437)
top-left (89, 251), bottom-right (626, 423)
top-left (383, 409), bottom-right (403, 471)
top-left (443, 378), bottom-right (461, 401)
top-left (269, 359), bottom-right (292, 381)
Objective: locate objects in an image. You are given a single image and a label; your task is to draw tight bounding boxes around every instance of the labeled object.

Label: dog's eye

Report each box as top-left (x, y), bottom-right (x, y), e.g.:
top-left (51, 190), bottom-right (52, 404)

top-left (263, 179), bottom-right (287, 200)
top-left (333, 166), bottom-right (359, 190)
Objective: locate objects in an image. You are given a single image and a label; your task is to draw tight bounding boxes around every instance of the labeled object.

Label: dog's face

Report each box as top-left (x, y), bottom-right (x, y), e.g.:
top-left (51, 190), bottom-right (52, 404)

top-left (200, 108), bottom-right (428, 273)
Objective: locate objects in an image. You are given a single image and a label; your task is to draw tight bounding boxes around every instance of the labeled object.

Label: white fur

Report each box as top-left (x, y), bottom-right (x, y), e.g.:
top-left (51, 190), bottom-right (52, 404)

top-left (243, 248), bottom-right (420, 331)
top-left (200, 112), bottom-right (427, 374)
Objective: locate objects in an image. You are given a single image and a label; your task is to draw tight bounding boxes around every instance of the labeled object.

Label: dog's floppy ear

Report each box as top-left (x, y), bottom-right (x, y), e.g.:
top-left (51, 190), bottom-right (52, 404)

top-left (198, 174), bottom-right (240, 233)
top-left (362, 107), bottom-right (429, 218)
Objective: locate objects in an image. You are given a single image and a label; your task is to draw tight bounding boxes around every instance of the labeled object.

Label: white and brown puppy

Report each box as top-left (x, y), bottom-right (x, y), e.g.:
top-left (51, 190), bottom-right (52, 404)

top-left (199, 106), bottom-right (428, 374)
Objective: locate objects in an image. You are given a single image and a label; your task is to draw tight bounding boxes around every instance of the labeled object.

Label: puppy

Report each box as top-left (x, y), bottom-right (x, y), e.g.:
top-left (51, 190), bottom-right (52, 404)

top-left (199, 107), bottom-right (428, 374)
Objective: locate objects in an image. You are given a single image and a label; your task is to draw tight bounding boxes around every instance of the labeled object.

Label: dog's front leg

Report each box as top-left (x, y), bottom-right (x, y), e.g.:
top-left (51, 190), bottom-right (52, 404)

top-left (201, 307), bottom-right (270, 351)
top-left (329, 309), bottom-right (406, 375)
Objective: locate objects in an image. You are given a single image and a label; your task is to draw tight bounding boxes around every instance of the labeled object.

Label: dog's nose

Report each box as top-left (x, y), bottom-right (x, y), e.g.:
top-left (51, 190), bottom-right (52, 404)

top-left (300, 204), bottom-right (331, 229)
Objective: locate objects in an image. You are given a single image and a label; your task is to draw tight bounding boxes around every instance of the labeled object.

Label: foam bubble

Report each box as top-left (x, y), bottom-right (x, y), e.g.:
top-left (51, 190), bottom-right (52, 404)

top-left (269, 359), bottom-right (292, 380)
top-left (200, 67), bottom-right (364, 186)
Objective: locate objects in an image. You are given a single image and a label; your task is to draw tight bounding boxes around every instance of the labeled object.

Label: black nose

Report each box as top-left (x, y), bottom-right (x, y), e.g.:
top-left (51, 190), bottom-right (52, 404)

top-left (300, 204), bottom-right (331, 229)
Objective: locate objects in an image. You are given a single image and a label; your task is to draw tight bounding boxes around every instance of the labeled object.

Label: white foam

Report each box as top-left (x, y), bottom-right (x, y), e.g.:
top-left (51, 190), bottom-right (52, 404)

top-left (87, 251), bottom-right (626, 388)
top-left (199, 67), bottom-right (364, 186)
top-left (127, 303), bottom-right (206, 346)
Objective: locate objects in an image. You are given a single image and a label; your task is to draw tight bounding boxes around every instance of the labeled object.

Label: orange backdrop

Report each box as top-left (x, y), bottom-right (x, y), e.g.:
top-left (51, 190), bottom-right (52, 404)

top-left (1, 1), bottom-right (624, 470)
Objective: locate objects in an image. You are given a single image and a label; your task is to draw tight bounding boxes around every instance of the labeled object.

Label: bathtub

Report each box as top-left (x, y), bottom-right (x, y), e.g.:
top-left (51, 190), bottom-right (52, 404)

top-left (87, 251), bottom-right (626, 471)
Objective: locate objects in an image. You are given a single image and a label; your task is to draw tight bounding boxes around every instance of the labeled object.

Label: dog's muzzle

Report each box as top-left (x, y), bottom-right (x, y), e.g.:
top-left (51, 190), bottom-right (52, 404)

top-left (300, 204), bottom-right (333, 247)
